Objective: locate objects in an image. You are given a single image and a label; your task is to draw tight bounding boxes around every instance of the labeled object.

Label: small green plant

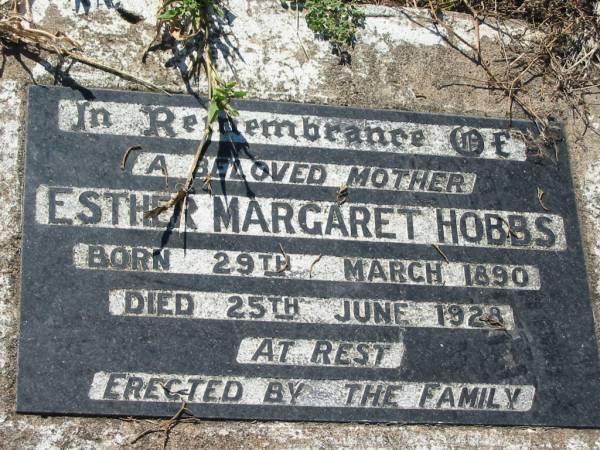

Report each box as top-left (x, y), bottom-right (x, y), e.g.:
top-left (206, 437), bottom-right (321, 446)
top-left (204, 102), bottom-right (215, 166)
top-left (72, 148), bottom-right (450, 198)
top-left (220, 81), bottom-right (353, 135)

top-left (158, 0), bottom-right (225, 36)
top-left (208, 81), bottom-right (247, 124)
top-left (304, 0), bottom-right (365, 54)
top-left (155, 0), bottom-right (246, 121)
top-left (144, 0), bottom-right (247, 220)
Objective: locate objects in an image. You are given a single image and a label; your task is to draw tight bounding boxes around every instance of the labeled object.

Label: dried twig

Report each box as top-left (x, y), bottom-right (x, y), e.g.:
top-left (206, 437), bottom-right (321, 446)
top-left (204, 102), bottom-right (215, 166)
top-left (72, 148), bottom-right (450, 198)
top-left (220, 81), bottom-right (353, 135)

top-left (143, 7), bottom-right (233, 224)
top-left (309, 254), bottom-right (322, 278)
top-left (500, 216), bottom-right (520, 239)
top-left (537, 187), bottom-right (550, 211)
top-left (160, 382), bottom-right (189, 397)
top-left (473, 14), bottom-right (481, 62)
top-left (120, 145), bottom-right (142, 171)
top-left (202, 173), bottom-right (214, 195)
top-left (277, 243), bottom-right (291, 273)
top-left (144, 115), bottom-right (213, 221)
top-left (162, 165), bottom-right (170, 190)
top-left (432, 243), bottom-right (449, 263)
top-left (144, 189), bottom-right (187, 219)
top-left (422, 6), bottom-right (542, 127)
top-left (0, 15), bottom-right (169, 93)
top-left (130, 402), bottom-right (194, 449)
top-left (406, 0), bottom-right (599, 146)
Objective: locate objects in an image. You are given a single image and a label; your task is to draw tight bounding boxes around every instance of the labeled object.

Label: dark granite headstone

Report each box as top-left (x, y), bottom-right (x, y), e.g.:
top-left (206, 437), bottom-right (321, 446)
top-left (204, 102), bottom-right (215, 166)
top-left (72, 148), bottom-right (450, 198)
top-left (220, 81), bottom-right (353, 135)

top-left (16, 85), bottom-right (600, 426)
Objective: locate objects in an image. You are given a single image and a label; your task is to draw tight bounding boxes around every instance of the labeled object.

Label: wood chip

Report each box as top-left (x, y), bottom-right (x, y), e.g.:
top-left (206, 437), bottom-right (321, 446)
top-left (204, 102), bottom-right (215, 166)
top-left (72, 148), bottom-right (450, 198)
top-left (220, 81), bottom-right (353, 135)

top-left (336, 183), bottom-right (348, 205)
top-left (479, 314), bottom-right (507, 330)
top-left (202, 173), bottom-right (214, 195)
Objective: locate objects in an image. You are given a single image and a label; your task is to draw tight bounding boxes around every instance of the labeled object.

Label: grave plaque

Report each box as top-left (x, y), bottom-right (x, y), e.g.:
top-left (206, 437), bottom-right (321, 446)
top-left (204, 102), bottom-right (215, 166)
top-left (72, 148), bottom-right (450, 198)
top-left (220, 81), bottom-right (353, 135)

top-left (17, 85), bottom-right (600, 426)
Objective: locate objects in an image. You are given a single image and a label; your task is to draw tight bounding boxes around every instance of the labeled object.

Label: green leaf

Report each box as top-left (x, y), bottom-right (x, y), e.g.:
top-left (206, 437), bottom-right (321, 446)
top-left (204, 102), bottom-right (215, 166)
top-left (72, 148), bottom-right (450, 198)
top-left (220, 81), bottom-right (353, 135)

top-left (213, 4), bottom-right (225, 17)
top-left (158, 9), bottom-right (178, 20)
top-left (207, 100), bottom-right (220, 124)
top-left (232, 90), bottom-right (247, 98)
top-left (227, 106), bottom-right (240, 117)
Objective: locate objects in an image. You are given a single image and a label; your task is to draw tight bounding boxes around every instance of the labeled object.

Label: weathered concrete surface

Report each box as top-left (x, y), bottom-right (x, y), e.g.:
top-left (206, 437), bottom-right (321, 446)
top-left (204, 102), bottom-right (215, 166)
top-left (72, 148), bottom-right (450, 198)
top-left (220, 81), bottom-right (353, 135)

top-left (1, 0), bottom-right (600, 447)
